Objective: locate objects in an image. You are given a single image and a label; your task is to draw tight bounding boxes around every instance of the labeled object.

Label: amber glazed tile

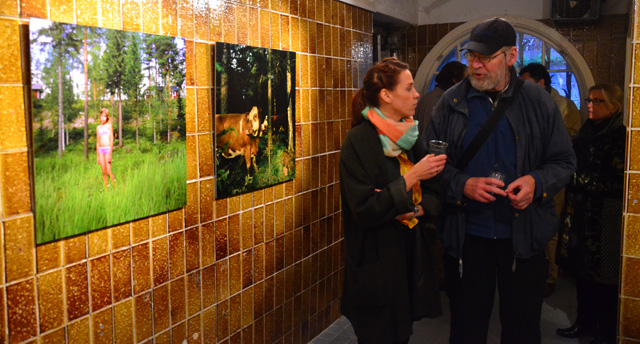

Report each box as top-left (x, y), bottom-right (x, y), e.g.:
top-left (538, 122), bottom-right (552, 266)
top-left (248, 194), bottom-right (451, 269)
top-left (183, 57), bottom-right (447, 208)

top-left (201, 264), bottom-right (216, 309)
top-left (229, 293), bottom-right (242, 334)
top-left (629, 173), bottom-right (640, 214)
top-left (635, 45), bottom-right (640, 86)
top-left (132, 243), bottom-right (151, 295)
top-left (178, 0), bottom-right (195, 39)
top-left (185, 40), bottom-right (196, 87)
top-left (169, 231), bottom-right (186, 279)
top-left (122, 0), bottom-right (142, 31)
top-left (187, 271), bottom-right (202, 316)
top-left (198, 133), bottom-right (214, 178)
top-left (631, 131), bottom-right (640, 170)
top-left (90, 255), bottom-right (113, 312)
top-left (111, 223), bottom-right (130, 250)
top-left (222, 2), bottom-right (236, 44)
top-left (152, 237), bottom-right (170, 286)
top-left (216, 259), bottom-right (230, 301)
top-left (37, 270), bottom-right (65, 332)
top-left (88, 228), bottom-right (110, 257)
top-left (623, 257), bottom-right (640, 298)
top-left (142, 0), bottom-right (161, 34)
top-left (0, 152), bottom-right (31, 217)
top-left (228, 214), bottom-right (241, 255)
top-left (112, 249), bottom-right (132, 302)
top-left (75, 0), bottom-right (98, 26)
top-left (65, 263), bottom-right (90, 321)
top-left (196, 88), bottom-right (212, 132)
top-left (194, 0), bottom-right (210, 41)
top-left (185, 226), bottom-right (200, 272)
top-left (186, 182), bottom-right (199, 228)
top-left (6, 279), bottom-right (37, 343)
top-left (100, 0), bottom-right (121, 30)
top-left (229, 253), bottom-right (242, 295)
top-left (150, 214), bottom-right (168, 238)
top-left (236, 4), bottom-right (248, 45)
top-left (215, 218), bottom-right (229, 260)
top-left (67, 317), bottom-right (91, 344)
top-left (169, 209), bottom-right (185, 232)
top-left (622, 297), bottom-right (640, 338)
top-left (171, 321), bottom-right (187, 343)
top-left (40, 327), bottom-right (66, 344)
top-left (196, 42), bottom-right (212, 87)
top-left (632, 88), bottom-right (640, 129)
top-left (186, 88), bottom-right (197, 134)
top-left (228, 195), bottom-right (241, 215)
top-left (259, 9), bottom-right (270, 48)
top-left (216, 198), bottom-right (228, 219)
top-left (200, 222), bottom-right (215, 266)
top-left (92, 307), bottom-right (113, 344)
top-left (4, 215), bottom-right (35, 282)
top-left (113, 299), bottom-right (134, 344)
top-left (20, 0), bottom-right (46, 18)
top-left (188, 314), bottom-right (202, 343)
top-left (0, 0), bottom-right (18, 16)
top-left (134, 291), bottom-right (153, 341)
top-left (202, 305), bottom-right (217, 342)
top-left (625, 215), bottom-right (640, 257)
top-left (131, 218), bottom-right (150, 244)
top-left (64, 235), bottom-right (87, 265)
top-left (0, 86), bottom-right (26, 150)
top-left (170, 277), bottom-right (187, 324)
top-left (155, 330), bottom-right (172, 344)
top-left (187, 134), bottom-right (199, 180)
top-left (209, 2), bottom-right (223, 42)
top-left (290, 16), bottom-right (300, 52)
top-left (153, 284), bottom-right (171, 332)
top-left (242, 211), bottom-right (253, 251)
top-left (201, 179), bottom-right (214, 223)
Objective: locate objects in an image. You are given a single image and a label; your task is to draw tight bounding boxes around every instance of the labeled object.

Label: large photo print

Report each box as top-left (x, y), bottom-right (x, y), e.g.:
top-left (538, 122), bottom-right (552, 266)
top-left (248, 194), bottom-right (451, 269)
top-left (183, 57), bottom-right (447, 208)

top-left (215, 43), bottom-right (296, 199)
top-left (30, 18), bottom-right (187, 244)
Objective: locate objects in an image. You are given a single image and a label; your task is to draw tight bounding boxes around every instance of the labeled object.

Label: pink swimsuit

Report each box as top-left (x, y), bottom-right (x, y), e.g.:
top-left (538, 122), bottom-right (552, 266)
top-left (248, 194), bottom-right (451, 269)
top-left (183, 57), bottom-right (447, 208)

top-left (97, 126), bottom-right (111, 154)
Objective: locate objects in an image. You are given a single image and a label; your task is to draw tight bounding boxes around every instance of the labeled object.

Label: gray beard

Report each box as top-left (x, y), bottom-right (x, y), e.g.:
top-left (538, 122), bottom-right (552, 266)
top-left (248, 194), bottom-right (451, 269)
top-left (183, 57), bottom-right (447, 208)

top-left (469, 62), bottom-right (508, 92)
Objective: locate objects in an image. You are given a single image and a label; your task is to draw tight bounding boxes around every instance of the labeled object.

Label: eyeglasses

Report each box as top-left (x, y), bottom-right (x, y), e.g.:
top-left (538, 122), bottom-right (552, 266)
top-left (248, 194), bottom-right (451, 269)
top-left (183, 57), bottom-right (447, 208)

top-left (463, 51), bottom-right (505, 64)
top-left (584, 98), bottom-right (606, 106)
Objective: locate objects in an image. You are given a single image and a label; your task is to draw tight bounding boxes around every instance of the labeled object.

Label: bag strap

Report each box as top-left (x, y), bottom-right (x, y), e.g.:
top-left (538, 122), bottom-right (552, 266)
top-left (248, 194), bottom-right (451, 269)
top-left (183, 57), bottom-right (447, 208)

top-left (455, 77), bottom-right (524, 171)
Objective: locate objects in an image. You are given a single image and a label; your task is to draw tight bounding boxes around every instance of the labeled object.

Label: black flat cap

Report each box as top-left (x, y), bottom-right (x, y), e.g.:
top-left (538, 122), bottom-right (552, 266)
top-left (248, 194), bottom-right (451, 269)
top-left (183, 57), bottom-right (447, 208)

top-left (460, 17), bottom-right (516, 56)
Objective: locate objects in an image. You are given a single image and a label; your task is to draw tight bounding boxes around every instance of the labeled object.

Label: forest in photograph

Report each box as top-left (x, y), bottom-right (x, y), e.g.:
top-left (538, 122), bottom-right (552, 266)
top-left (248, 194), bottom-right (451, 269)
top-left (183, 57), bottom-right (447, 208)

top-left (30, 18), bottom-right (186, 244)
top-left (215, 43), bottom-right (296, 199)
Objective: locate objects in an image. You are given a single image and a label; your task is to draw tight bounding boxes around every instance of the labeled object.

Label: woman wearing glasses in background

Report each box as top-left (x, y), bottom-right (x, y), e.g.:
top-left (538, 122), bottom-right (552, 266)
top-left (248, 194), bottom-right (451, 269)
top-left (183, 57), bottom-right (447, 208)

top-left (556, 84), bottom-right (625, 344)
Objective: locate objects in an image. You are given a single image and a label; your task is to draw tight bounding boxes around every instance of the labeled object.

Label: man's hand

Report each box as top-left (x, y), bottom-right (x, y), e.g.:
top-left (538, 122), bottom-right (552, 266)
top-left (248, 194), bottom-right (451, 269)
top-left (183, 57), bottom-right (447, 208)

top-left (506, 175), bottom-right (535, 210)
top-left (463, 177), bottom-right (507, 203)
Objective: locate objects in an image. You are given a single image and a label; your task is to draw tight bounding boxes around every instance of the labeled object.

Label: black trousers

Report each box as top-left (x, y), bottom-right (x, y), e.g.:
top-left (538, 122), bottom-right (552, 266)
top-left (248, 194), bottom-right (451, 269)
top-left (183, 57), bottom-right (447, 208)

top-left (575, 276), bottom-right (618, 342)
top-left (444, 234), bottom-right (547, 344)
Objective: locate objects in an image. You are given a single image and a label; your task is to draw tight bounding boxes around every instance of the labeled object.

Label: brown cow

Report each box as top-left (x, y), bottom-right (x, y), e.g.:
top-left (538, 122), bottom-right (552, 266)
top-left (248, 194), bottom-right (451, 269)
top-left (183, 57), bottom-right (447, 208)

top-left (215, 106), bottom-right (268, 172)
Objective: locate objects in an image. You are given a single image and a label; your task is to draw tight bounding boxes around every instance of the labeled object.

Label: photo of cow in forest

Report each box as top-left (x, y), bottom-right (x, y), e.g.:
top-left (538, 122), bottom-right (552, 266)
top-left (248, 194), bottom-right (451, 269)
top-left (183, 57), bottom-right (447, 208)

top-left (30, 18), bottom-right (186, 244)
top-left (215, 43), bottom-right (295, 199)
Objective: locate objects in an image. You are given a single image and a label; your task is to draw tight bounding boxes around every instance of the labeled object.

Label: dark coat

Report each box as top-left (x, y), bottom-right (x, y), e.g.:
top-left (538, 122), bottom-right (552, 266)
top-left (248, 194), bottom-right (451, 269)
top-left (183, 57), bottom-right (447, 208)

top-left (557, 112), bottom-right (625, 284)
top-left (425, 71), bottom-right (576, 260)
top-left (339, 120), bottom-right (442, 344)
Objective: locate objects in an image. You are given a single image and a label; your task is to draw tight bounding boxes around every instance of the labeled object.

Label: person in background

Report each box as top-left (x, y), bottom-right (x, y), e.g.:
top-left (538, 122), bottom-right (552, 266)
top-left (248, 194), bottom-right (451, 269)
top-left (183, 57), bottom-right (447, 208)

top-left (556, 83), bottom-right (625, 344)
top-left (415, 61), bottom-right (468, 135)
top-left (426, 18), bottom-right (576, 344)
top-left (96, 108), bottom-right (116, 191)
top-left (519, 62), bottom-right (583, 297)
top-left (340, 57), bottom-right (446, 344)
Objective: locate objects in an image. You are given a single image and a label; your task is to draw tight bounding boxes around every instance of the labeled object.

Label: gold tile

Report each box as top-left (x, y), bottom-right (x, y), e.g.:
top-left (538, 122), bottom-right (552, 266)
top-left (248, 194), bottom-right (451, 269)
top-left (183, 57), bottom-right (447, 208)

top-left (62, 236), bottom-right (86, 267)
top-left (186, 182), bottom-right (200, 228)
top-left (217, 298), bottom-right (230, 339)
top-left (198, 133), bottom-right (214, 178)
top-left (65, 263), bottom-right (89, 321)
top-left (309, 56), bottom-right (318, 90)
top-left (194, 0), bottom-right (210, 41)
top-left (187, 134), bottom-right (199, 180)
top-left (196, 42), bottom-right (212, 87)
top-left (131, 218), bottom-right (149, 245)
top-left (625, 215), bottom-right (640, 257)
top-left (37, 270), bottom-right (64, 333)
top-left (170, 277), bottom-right (187, 324)
top-left (75, 0), bottom-right (98, 25)
top-left (185, 226), bottom-right (200, 273)
top-left (270, 11), bottom-right (281, 50)
top-left (20, 0), bottom-right (46, 18)
top-left (222, 2), bottom-right (236, 44)
top-left (68, 317), bottom-right (90, 344)
top-left (265, 202), bottom-right (275, 241)
top-left (155, 330), bottom-right (171, 344)
top-left (171, 321), bottom-right (187, 343)
top-left (0, 152), bottom-right (31, 217)
top-left (111, 223), bottom-right (130, 251)
top-left (132, 243), bottom-right (151, 295)
top-left (636, 45), bottom-right (640, 86)
top-left (4, 215), bottom-right (35, 282)
top-left (202, 302), bottom-right (217, 342)
top-left (88, 229), bottom-right (110, 258)
top-left (215, 198), bottom-right (228, 219)
top-left (197, 88), bottom-right (212, 132)
top-left (229, 195), bottom-right (241, 214)
top-left (201, 222), bottom-right (215, 266)
top-left (202, 264), bottom-right (216, 308)
top-left (0, 86), bottom-right (26, 150)
top-left (631, 131), bottom-right (640, 170)
top-left (200, 179), bottom-right (214, 223)
top-left (134, 291), bottom-right (153, 342)
top-left (229, 253), bottom-right (242, 295)
top-left (92, 307), bottom-right (113, 344)
top-left (260, 9), bottom-right (270, 48)
top-left (153, 284), bottom-right (171, 332)
top-left (247, 6), bottom-right (260, 47)
top-left (210, 2), bottom-right (223, 42)
top-left (623, 257), bottom-right (640, 298)
top-left (40, 327), bottom-right (65, 344)
top-left (229, 293), bottom-right (242, 334)
top-left (254, 244), bottom-right (265, 283)
top-left (6, 279), bottom-right (37, 343)
top-left (90, 255), bottom-right (113, 312)
top-left (188, 314), bottom-right (202, 344)
top-left (215, 218), bottom-right (229, 260)
top-left (229, 214), bottom-right (241, 255)
top-left (100, 0), bottom-right (121, 30)
top-left (169, 231), bottom-right (186, 278)
top-left (178, 0), bottom-right (195, 39)
top-left (300, 87), bottom-right (309, 122)
top-left (236, 4), bottom-right (248, 45)
top-left (290, 16), bottom-right (300, 52)
top-left (0, 0), bottom-right (18, 16)
top-left (113, 299), bottom-right (134, 344)
top-left (187, 271), bottom-right (202, 316)
top-left (122, 0), bottom-right (141, 31)
top-left (216, 258), bottom-right (229, 301)
top-left (629, 173), bottom-right (640, 214)
top-left (169, 209), bottom-right (184, 232)
top-left (254, 205), bottom-right (265, 245)
top-left (274, 200), bottom-right (285, 237)
top-left (142, 0), bottom-right (160, 34)
top-left (242, 249), bottom-right (253, 289)
top-left (162, 0), bottom-right (178, 36)
top-left (186, 40), bottom-right (196, 87)
top-left (621, 297), bottom-right (640, 338)
top-left (152, 237), bottom-right (169, 286)
top-left (186, 88), bottom-right (197, 134)
top-left (242, 287), bottom-right (254, 328)
top-left (112, 249), bottom-right (132, 302)
top-left (242, 211), bottom-right (253, 251)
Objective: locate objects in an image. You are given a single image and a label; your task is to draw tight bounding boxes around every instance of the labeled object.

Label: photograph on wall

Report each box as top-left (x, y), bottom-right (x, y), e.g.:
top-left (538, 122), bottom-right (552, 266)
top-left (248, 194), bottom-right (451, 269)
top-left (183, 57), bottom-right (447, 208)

top-left (30, 18), bottom-right (187, 244)
top-left (215, 43), bottom-right (296, 199)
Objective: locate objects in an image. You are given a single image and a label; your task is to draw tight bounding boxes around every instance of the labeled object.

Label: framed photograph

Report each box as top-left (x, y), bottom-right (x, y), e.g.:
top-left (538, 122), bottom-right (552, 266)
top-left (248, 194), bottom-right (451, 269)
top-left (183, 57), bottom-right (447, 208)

top-left (30, 18), bottom-right (187, 244)
top-left (215, 43), bottom-right (296, 199)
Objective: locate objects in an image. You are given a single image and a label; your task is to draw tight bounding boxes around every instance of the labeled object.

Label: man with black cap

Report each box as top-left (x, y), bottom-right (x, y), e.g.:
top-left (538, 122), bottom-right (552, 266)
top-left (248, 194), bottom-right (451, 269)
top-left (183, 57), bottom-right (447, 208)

top-left (425, 17), bottom-right (576, 344)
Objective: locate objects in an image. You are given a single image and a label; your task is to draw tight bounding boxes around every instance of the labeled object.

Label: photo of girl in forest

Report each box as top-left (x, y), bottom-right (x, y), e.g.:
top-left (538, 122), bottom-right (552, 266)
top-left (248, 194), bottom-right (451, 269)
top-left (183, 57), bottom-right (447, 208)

top-left (96, 108), bottom-right (116, 190)
top-left (30, 18), bottom-right (187, 244)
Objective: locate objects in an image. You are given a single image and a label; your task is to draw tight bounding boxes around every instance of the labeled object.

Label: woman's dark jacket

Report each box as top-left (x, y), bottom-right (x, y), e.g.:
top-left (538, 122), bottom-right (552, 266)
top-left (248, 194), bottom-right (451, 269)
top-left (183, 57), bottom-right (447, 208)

top-left (339, 120), bottom-right (443, 344)
top-left (557, 112), bottom-right (625, 285)
top-left (425, 73), bottom-right (576, 261)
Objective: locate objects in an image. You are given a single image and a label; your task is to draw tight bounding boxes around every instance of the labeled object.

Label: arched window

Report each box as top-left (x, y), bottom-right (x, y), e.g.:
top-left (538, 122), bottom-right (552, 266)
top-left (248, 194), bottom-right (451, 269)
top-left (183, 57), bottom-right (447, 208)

top-left (414, 16), bottom-right (594, 114)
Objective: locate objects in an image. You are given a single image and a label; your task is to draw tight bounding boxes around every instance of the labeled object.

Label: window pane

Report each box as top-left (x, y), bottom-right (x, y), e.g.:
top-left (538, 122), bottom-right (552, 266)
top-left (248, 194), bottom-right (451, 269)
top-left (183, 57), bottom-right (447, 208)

top-left (520, 34), bottom-right (543, 69)
top-left (546, 46), bottom-right (568, 70)
top-left (428, 45), bottom-right (463, 91)
top-left (550, 72), bottom-right (580, 109)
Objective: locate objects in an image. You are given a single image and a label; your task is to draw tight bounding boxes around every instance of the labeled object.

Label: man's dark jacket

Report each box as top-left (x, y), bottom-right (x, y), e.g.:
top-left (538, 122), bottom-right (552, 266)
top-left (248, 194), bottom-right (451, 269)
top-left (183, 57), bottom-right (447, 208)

top-left (425, 71), bottom-right (577, 262)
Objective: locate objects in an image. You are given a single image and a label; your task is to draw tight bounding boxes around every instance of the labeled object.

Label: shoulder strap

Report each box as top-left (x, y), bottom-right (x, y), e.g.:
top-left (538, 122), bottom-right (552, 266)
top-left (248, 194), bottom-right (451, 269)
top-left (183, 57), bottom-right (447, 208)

top-left (455, 77), bottom-right (524, 171)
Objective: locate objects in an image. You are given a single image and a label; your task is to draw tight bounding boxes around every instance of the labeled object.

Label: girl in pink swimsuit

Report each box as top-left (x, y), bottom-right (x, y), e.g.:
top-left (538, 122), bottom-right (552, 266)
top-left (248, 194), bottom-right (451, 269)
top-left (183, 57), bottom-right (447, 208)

top-left (96, 108), bottom-right (116, 190)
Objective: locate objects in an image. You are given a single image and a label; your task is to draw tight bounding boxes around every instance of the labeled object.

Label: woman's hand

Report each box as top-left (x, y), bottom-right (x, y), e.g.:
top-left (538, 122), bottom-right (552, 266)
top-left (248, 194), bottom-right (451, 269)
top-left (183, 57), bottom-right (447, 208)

top-left (403, 154), bottom-right (447, 190)
top-left (394, 205), bottom-right (423, 221)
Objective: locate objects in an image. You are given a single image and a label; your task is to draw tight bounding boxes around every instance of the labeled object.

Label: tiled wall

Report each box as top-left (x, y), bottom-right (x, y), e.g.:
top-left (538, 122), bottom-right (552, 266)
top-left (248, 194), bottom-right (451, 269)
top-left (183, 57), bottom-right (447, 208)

top-left (623, 3), bottom-right (640, 343)
top-left (0, 0), bottom-right (373, 343)
top-left (399, 14), bottom-right (628, 88)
